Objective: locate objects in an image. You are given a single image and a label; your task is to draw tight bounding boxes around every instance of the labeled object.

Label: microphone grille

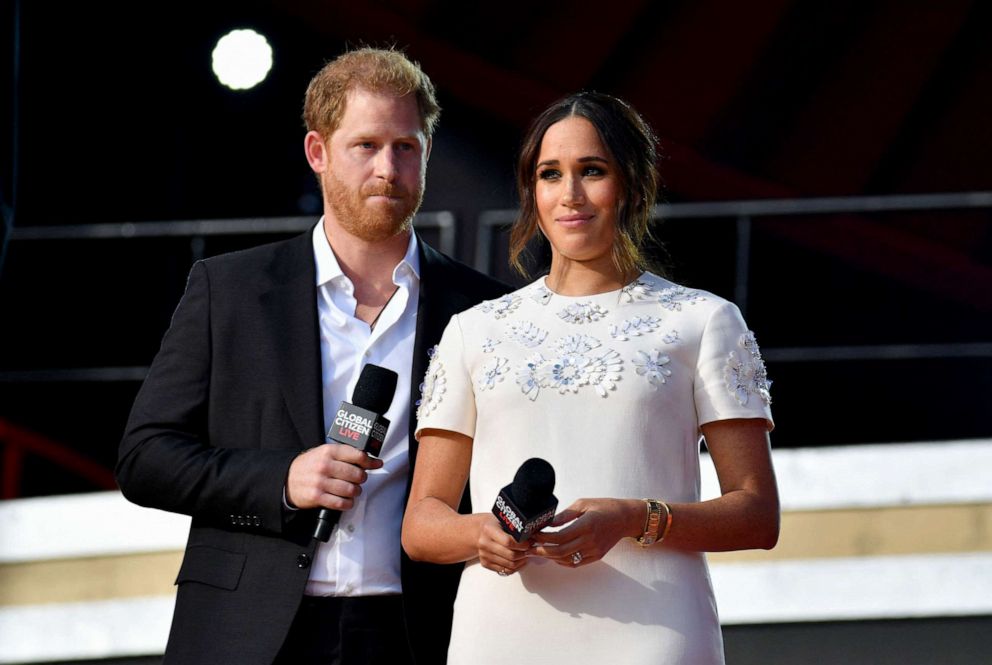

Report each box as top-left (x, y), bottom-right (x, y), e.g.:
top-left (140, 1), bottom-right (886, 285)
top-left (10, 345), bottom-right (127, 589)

top-left (352, 364), bottom-right (399, 415)
top-left (511, 457), bottom-right (556, 512)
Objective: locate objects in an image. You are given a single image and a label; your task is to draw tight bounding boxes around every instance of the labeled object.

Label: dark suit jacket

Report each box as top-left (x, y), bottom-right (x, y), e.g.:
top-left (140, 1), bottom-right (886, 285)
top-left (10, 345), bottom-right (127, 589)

top-left (117, 229), bottom-right (508, 665)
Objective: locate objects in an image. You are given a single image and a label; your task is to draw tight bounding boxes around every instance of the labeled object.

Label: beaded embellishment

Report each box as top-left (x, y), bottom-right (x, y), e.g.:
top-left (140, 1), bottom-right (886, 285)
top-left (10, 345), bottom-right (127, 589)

top-left (507, 321), bottom-right (548, 348)
top-left (537, 335), bottom-right (623, 397)
top-left (492, 294), bottom-right (522, 319)
top-left (515, 352), bottom-right (546, 401)
top-left (658, 286), bottom-right (706, 311)
top-left (478, 357), bottom-right (510, 391)
top-left (610, 316), bottom-right (662, 341)
top-left (557, 302), bottom-right (608, 324)
top-left (620, 278), bottom-right (656, 303)
top-left (531, 285), bottom-right (554, 305)
top-left (416, 346), bottom-right (446, 420)
top-left (724, 331), bottom-right (772, 405)
top-left (633, 349), bottom-right (672, 388)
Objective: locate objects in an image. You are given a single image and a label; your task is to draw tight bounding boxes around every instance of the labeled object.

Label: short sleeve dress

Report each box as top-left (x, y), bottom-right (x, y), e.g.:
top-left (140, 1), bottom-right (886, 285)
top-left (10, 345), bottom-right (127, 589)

top-left (415, 272), bottom-right (773, 665)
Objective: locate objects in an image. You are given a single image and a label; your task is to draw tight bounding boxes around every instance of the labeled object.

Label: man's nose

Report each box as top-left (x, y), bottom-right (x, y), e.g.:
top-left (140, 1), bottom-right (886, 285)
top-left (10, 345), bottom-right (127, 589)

top-left (373, 147), bottom-right (398, 181)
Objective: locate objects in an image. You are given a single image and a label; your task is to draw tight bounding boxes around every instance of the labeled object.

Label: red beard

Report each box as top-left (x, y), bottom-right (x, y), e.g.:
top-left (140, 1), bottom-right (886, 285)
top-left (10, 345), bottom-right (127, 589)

top-left (324, 173), bottom-right (423, 242)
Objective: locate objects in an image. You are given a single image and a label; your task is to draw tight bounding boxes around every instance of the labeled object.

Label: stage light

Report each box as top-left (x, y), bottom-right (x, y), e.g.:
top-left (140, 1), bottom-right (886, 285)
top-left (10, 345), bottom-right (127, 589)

top-left (211, 29), bottom-right (273, 91)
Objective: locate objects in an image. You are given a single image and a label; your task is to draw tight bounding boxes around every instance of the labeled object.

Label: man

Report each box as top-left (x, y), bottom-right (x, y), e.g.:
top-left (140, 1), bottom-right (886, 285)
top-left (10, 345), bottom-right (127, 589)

top-left (117, 48), bottom-right (507, 665)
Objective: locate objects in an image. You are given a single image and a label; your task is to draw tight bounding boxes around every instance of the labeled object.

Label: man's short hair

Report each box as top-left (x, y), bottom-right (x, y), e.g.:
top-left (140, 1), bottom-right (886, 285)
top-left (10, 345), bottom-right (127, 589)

top-left (303, 47), bottom-right (441, 139)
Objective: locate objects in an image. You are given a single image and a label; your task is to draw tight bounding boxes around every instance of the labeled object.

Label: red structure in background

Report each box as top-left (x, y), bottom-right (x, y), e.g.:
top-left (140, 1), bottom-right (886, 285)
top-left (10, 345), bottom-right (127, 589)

top-left (0, 418), bottom-right (116, 499)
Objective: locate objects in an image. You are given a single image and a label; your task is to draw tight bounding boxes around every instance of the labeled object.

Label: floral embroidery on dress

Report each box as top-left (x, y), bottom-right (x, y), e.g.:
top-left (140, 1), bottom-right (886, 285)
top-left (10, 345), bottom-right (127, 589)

top-left (507, 321), bottom-right (548, 348)
top-left (657, 286), bottom-right (706, 311)
top-left (662, 330), bottom-right (680, 344)
top-left (482, 338), bottom-right (501, 353)
top-left (557, 302), bottom-right (608, 324)
top-left (741, 330), bottom-right (763, 358)
top-left (535, 335), bottom-right (622, 397)
top-left (478, 357), bottom-right (510, 391)
top-left (516, 352), bottom-right (545, 401)
top-left (531, 285), bottom-right (554, 305)
top-left (724, 331), bottom-right (772, 405)
top-left (491, 294), bottom-right (522, 319)
top-left (586, 348), bottom-right (623, 396)
top-left (554, 334), bottom-right (601, 354)
top-left (609, 316), bottom-right (662, 341)
top-left (620, 278), bottom-right (655, 303)
top-left (633, 349), bottom-right (672, 388)
top-left (505, 334), bottom-right (623, 399)
top-left (540, 353), bottom-right (591, 394)
top-left (416, 345), bottom-right (446, 420)
top-left (473, 300), bottom-right (495, 313)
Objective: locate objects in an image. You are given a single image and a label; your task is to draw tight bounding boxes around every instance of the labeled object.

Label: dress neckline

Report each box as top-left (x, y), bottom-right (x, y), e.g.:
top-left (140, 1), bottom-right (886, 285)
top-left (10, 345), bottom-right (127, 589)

top-left (538, 271), bottom-right (649, 300)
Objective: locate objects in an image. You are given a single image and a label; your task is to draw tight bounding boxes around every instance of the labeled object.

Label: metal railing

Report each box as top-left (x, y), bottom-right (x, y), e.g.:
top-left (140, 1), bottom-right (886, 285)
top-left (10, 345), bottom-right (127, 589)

top-left (2, 192), bottom-right (990, 497)
top-left (2, 191), bottom-right (990, 385)
top-left (476, 191), bottom-right (992, 363)
top-left (9, 211), bottom-right (458, 259)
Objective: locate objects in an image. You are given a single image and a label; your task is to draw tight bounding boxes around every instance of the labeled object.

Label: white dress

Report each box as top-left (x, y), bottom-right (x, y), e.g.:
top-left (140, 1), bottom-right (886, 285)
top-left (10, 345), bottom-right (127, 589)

top-left (415, 272), bottom-right (773, 665)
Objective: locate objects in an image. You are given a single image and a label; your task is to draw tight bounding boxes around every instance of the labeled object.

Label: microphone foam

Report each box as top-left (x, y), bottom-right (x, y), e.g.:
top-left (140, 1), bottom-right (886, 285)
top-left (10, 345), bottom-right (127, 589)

top-left (511, 458), bottom-right (556, 513)
top-left (352, 364), bottom-right (399, 415)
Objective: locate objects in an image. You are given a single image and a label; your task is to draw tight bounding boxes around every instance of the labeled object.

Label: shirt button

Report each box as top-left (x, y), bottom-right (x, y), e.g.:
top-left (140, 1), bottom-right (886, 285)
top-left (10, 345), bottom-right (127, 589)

top-left (347, 524), bottom-right (356, 533)
top-left (296, 553), bottom-right (312, 569)
top-left (363, 351), bottom-right (371, 357)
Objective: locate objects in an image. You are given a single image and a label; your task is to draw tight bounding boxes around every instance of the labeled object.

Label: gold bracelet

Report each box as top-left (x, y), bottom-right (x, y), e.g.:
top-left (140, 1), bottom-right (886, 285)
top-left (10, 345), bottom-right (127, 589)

top-left (636, 500), bottom-right (673, 547)
top-left (636, 499), bottom-right (663, 546)
top-left (657, 501), bottom-right (673, 544)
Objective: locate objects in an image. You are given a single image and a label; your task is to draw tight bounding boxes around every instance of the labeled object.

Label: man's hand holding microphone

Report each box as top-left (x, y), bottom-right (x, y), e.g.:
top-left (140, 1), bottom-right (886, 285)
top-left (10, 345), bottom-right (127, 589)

top-left (285, 364), bottom-right (397, 542)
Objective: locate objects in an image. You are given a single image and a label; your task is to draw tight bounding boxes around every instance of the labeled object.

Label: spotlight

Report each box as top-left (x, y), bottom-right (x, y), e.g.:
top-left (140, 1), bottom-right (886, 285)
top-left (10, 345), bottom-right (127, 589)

top-left (211, 29), bottom-right (273, 91)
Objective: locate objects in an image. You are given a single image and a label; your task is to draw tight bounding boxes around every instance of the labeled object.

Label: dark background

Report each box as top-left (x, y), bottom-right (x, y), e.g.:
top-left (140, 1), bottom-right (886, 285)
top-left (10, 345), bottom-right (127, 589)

top-left (1, 1), bottom-right (990, 498)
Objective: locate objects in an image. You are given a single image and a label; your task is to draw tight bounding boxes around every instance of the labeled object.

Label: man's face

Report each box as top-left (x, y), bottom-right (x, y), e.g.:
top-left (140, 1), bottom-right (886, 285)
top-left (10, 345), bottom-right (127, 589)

top-left (318, 88), bottom-right (430, 242)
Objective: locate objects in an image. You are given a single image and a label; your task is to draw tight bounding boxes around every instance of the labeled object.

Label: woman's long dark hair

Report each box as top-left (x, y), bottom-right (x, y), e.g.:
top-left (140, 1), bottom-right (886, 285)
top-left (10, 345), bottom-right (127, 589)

top-left (510, 91), bottom-right (661, 277)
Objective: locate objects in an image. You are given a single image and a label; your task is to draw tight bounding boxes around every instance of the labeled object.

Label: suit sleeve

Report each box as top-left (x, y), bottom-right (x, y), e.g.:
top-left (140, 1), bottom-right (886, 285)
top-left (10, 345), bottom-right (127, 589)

top-left (116, 261), bottom-right (298, 534)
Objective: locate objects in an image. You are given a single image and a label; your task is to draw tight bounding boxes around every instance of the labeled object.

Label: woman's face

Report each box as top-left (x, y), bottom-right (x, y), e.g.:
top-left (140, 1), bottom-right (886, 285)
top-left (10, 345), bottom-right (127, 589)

top-left (535, 116), bottom-right (621, 271)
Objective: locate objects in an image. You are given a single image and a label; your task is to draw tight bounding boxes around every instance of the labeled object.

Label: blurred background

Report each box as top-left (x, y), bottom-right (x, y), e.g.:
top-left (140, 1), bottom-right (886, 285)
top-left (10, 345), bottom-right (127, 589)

top-left (1, 1), bottom-right (990, 663)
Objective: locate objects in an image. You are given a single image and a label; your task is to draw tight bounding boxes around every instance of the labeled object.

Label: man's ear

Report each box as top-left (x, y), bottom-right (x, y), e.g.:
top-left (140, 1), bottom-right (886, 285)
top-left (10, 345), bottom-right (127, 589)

top-left (424, 136), bottom-right (432, 163)
top-left (304, 131), bottom-right (328, 173)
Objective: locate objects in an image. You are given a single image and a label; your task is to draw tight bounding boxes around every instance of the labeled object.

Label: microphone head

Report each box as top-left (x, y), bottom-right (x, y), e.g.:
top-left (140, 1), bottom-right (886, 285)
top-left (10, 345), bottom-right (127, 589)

top-left (511, 458), bottom-right (556, 513)
top-left (352, 364), bottom-right (399, 415)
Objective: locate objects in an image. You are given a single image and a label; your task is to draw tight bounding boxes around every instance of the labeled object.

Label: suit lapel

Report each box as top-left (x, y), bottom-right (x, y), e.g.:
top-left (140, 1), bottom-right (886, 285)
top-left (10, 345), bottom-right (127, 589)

top-left (408, 240), bottom-right (454, 469)
top-left (260, 231), bottom-right (324, 450)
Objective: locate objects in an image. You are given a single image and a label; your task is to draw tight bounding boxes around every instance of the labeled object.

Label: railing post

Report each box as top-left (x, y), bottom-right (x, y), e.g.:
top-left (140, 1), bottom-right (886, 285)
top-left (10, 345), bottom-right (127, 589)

top-left (735, 214), bottom-right (752, 315)
top-left (191, 235), bottom-right (205, 262)
top-left (2, 438), bottom-right (25, 499)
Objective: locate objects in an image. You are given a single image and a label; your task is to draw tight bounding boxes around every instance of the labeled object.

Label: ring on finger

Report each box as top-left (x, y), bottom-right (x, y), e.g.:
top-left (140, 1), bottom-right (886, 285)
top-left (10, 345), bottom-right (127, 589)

top-left (571, 551), bottom-right (583, 565)
top-left (497, 568), bottom-right (509, 577)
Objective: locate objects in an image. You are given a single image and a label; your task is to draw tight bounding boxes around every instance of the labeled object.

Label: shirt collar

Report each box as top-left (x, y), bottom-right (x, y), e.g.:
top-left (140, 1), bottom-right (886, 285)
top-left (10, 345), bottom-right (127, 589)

top-left (312, 218), bottom-right (421, 287)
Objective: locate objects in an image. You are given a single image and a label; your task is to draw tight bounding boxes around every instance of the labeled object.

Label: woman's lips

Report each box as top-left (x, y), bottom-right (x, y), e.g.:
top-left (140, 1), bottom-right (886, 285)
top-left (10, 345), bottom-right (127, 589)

top-left (556, 213), bottom-right (593, 228)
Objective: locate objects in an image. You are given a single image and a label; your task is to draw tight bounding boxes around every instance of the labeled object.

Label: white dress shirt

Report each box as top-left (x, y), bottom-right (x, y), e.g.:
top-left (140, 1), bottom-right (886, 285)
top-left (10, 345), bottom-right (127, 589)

top-left (306, 221), bottom-right (419, 596)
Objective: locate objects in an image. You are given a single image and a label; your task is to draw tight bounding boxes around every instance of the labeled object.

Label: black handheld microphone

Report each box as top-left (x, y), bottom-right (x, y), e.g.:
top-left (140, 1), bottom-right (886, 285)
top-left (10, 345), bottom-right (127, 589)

top-left (313, 363), bottom-right (398, 542)
top-left (491, 458), bottom-right (559, 542)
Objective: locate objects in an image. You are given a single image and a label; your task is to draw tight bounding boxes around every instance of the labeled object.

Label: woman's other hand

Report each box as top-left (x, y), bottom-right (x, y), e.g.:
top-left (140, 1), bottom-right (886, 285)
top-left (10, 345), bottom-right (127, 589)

top-left (528, 498), bottom-right (643, 566)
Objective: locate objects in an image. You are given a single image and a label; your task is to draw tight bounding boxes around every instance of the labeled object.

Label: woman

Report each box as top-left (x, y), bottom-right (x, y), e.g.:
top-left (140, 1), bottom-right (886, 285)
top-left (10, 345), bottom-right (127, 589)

top-left (402, 92), bottom-right (779, 664)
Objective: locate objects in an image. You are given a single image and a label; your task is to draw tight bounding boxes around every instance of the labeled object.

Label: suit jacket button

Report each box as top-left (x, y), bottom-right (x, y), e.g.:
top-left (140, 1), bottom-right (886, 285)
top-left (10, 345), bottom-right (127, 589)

top-left (296, 553), bottom-right (312, 569)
